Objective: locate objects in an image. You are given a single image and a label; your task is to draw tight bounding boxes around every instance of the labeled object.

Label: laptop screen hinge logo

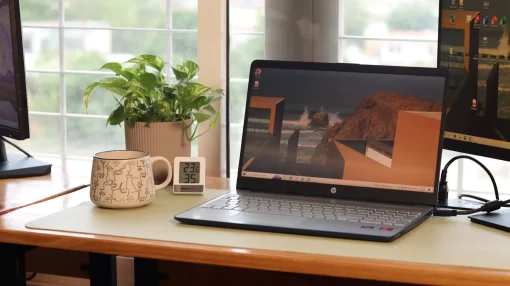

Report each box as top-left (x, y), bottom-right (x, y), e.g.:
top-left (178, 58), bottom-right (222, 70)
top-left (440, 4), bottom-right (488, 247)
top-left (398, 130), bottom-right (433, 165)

top-left (331, 187), bottom-right (337, 194)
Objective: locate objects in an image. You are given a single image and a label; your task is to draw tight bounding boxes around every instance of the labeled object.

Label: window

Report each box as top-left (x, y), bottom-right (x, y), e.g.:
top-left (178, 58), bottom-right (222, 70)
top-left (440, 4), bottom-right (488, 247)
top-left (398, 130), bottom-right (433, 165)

top-left (339, 0), bottom-right (438, 67)
top-left (228, 0), bottom-right (508, 195)
top-left (228, 0), bottom-right (264, 176)
top-left (14, 0), bottom-right (198, 159)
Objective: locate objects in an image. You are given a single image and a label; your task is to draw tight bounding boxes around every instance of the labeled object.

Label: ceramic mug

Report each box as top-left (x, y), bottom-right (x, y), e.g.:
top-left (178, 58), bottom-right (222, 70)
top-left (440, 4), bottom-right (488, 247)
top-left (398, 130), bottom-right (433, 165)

top-left (90, 150), bottom-right (172, 209)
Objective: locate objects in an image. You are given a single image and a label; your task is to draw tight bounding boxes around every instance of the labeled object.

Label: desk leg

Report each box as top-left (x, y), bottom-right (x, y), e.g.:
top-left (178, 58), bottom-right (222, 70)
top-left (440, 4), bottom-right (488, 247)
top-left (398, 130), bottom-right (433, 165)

top-left (134, 258), bottom-right (160, 286)
top-left (89, 253), bottom-right (117, 286)
top-left (0, 243), bottom-right (26, 286)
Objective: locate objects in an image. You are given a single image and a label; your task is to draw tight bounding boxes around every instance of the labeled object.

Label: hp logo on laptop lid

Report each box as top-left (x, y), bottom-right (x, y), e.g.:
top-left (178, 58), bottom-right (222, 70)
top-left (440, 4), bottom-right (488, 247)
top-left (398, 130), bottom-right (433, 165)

top-left (331, 187), bottom-right (337, 194)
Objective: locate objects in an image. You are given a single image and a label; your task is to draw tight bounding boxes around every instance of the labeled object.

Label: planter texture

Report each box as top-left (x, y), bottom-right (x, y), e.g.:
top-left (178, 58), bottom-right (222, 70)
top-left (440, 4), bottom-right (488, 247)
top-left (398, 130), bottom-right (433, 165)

top-left (125, 121), bottom-right (191, 185)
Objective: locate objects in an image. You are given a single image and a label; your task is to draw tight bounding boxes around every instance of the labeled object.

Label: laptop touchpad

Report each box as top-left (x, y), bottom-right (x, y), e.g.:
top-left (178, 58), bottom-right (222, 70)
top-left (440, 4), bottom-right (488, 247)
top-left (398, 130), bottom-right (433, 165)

top-left (231, 212), bottom-right (305, 227)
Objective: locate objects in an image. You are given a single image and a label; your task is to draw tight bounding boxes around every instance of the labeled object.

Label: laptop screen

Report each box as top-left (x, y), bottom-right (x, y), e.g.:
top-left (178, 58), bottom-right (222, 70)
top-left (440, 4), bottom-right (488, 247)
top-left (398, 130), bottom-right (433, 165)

top-left (239, 66), bottom-right (446, 194)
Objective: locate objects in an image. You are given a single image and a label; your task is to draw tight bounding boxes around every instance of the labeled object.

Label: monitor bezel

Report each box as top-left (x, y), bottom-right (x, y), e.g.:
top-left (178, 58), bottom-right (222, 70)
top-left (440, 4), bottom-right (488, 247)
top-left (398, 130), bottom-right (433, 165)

top-left (236, 60), bottom-right (448, 207)
top-left (0, 0), bottom-right (29, 140)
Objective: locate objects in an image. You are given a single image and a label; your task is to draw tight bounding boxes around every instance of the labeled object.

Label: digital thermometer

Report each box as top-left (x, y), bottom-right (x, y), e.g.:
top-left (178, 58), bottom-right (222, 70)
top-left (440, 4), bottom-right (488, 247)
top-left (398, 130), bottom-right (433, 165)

top-left (173, 157), bottom-right (206, 195)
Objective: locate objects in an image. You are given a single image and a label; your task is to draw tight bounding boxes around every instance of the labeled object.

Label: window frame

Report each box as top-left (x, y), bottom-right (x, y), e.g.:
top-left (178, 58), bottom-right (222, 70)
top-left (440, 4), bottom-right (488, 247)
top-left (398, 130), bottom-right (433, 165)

top-left (22, 0), bottom-right (199, 160)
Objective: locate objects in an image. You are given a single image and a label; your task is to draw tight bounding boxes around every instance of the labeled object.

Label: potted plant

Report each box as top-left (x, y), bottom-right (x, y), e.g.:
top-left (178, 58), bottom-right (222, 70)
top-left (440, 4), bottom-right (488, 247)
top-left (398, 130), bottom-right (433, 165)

top-left (83, 54), bottom-right (223, 183)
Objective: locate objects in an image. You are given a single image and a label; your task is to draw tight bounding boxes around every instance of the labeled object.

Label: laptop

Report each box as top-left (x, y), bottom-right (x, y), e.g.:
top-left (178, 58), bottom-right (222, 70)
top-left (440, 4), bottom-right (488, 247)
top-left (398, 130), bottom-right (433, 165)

top-left (175, 60), bottom-right (448, 242)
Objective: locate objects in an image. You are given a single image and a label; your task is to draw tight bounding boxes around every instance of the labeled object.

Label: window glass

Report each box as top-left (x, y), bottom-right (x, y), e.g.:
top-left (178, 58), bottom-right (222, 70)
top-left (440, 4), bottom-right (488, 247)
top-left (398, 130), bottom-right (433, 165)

top-left (18, 0), bottom-right (198, 159)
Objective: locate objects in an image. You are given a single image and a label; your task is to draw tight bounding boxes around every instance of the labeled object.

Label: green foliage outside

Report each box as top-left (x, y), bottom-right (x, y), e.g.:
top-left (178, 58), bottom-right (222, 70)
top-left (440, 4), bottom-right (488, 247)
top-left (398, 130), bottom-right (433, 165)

top-left (388, 2), bottom-right (438, 31)
top-left (343, 0), bottom-right (370, 36)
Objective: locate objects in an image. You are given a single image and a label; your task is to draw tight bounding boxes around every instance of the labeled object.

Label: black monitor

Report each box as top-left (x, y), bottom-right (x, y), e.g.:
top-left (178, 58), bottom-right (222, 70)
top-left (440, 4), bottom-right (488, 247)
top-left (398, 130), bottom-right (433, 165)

top-left (0, 0), bottom-right (51, 178)
top-left (440, 0), bottom-right (510, 161)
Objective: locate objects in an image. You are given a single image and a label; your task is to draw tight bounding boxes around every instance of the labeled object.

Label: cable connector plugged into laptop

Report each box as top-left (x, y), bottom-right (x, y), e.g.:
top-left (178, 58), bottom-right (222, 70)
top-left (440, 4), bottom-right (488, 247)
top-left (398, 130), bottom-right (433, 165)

top-left (432, 208), bottom-right (457, 217)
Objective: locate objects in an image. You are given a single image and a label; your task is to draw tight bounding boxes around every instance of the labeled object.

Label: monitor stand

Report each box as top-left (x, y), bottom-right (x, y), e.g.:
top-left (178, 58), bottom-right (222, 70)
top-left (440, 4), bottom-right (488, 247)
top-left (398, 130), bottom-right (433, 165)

top-left (0, 137), bottom-right (52, 179)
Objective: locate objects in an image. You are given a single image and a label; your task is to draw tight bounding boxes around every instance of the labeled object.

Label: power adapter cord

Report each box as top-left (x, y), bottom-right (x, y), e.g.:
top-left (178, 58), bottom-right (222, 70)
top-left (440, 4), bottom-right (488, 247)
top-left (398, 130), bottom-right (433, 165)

top-left (435, 155), bottom-right (509, 217)
top-left (438, 155), bottom-right (498, 201)
top-left (434, 199), bottom-right (510, 217)
top-left (457, 193), bottom-right (510, 207)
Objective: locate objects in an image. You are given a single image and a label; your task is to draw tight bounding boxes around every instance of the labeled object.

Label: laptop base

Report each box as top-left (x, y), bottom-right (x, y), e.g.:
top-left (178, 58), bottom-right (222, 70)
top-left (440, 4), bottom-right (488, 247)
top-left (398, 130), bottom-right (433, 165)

top-left (175, 192), bottom-right (433, 242)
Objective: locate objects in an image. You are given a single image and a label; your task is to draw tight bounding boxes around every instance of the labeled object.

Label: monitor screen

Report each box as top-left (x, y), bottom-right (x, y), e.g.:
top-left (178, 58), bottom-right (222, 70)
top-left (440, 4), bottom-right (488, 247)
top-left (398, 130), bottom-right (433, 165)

top-left (0, 1), bottom-right (17, 131)
top-left (239, 67), bottom-right (445, 193)
top-left (440, 0), bottom-right (510, 159)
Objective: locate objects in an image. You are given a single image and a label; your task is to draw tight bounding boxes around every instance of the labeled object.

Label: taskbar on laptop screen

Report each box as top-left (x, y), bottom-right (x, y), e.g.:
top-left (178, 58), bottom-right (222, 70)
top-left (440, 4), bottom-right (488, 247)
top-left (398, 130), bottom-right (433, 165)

top-left (444, 131), bottom-right (510, 150)
top-left (241, 172), bottom-right (435, 193)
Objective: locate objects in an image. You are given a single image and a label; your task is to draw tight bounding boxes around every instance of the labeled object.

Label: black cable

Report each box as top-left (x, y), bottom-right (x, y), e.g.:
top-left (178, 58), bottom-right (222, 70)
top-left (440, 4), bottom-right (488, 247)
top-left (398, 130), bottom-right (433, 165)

top-left (434, 199), bottom-right (506, 217)
top-left (458, 194), bottom-right (489, 202)
top-left (0, 137), bottom-right (32, 158)
top-left (26, 272), bottom-right (37, 281)
top-left (434, 155), bottom-right (510, 217)
top-left (440, 155), bottom-right (499, 200)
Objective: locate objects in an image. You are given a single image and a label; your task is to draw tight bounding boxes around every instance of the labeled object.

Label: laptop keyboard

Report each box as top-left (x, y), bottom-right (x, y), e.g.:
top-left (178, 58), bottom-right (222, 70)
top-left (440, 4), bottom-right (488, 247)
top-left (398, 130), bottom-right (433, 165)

top-left (200, 194), bottom-right (423, 227)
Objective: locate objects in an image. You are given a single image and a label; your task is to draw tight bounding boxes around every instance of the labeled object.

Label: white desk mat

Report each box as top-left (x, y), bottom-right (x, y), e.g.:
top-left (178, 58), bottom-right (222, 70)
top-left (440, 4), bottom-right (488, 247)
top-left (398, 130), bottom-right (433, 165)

top-left (25, 188), bottom-right (510, 270)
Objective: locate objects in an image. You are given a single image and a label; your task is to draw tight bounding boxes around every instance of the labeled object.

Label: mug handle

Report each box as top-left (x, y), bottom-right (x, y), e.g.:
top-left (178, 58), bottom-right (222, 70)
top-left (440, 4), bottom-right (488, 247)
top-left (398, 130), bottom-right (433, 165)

top-left (151, 156), bottom-right (173, 190)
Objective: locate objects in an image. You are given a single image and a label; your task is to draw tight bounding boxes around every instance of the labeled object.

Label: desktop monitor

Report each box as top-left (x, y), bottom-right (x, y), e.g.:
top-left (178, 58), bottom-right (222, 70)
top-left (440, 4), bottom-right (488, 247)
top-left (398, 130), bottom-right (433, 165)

top-left (0, 0), bottom-right (51, 178)
top-left (440, 0), bottom-right (510, 161)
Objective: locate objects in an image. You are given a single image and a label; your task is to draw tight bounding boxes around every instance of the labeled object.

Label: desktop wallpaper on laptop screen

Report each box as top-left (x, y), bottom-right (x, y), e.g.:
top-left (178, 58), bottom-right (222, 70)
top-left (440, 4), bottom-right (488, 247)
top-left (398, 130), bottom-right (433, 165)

top-left (240, 68), bottom-right (445, 193)
top-left (0, 0), bottom-right (18, 130)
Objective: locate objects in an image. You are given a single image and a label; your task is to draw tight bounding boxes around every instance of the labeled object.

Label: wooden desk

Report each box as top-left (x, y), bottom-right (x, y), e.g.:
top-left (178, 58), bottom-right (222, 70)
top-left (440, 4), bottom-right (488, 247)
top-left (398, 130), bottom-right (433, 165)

top-left (1, 178), bottom-right (510, 286)
top-left (0, 158), bottom-right (90, 285)
top-left (0, 158), bottom-right (89, 214)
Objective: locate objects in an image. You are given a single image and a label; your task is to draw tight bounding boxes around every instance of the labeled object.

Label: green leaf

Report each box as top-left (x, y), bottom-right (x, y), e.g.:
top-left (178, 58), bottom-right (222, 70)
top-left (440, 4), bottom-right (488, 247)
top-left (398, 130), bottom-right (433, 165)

top-left (193, 112), bottom-right (212, 123)
top-left (149, 90), bottom-right (159, 100)
top-left (127, 81), bottom-right (150, 93)
top-left (207, 94), bottom-right (222, 104)
top-left (99, 77), bottom-right (127, 88)
top-left (120, 71), bottom-right (136, 81)
top-left (203, 88), bottom-right (224, 98)
top-left (144, 114), bottom-right (158, 127)
top-left (126, 113), bottom-right (138, 127)
top-left (83, 82), bottom-right (100, 109)
top-left (139, 73), bottom-right (158, 89)
top-left (210, 112), bottom-right (220, 128)
top-left (100, 63), bottom-right (136, 81)
top-left (163, 86), bottom-right (176, 99)
top-left (213, 88), bottom-right (225, 96)
top-left (192, 96), bottom-right (210, 110)
top-left (101, 86), bottom-right (127, 97)
top-left (203, 104), bottom-right (216, 115)
top-left (103, 86), bottom-right (126, 95)
top-left (186, 82), bottom-right (210, 96)
top-left (182, 60), bottom-right (199, 79)
top-left (100, 62), bottom-right (122, 73)
top-left (107, 105), bottom-right (125, 126)
top-left (172, 67), bottom-right (188, 81)
top-left (125, 67), bottom-right (143, 77)
top-left (127, 55), bottom-right (165, 72)
top-left (135, 63), bottom-right (146, 73)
